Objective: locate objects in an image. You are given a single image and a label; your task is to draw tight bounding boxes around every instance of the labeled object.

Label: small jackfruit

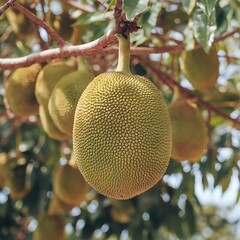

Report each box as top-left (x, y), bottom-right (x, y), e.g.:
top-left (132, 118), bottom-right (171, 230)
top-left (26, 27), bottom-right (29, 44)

top-left (0, 153), bottom-right (8, 189)
top-left (48, 196), bottom-right (75, 214)
top-left (5, 63), bottom-right (41, 116)
top-left (73, 34), bottom-right (172, 200)
top-left (48, 63), bottom-right (94, 136)
top-left (34, 213), bottom-right (65, 240)
top-left (53, 158), bottom-right (89, 206)
top-left (168, 96), bottom-right (208, 162)
top-left (39, 105), bottom-right (69, 141)
top-left (4, 157), bottom-right (31, 199)
top-left (180, 47), bottom-right (219, 92)
top-left (110, 200), bottom-right (135, 224)
top-left (35, 61), bottom-right (76, 108)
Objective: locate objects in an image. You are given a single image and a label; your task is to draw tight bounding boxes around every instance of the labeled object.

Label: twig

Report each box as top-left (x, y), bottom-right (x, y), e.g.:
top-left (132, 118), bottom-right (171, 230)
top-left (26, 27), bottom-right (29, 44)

top-left (12, 3), bottom-right (65, 47)
top-left (0, 0), bottom-right (16, 16)
top-left (61, 0), bottom-right (95, 12)
top-left (95, 0), bottom-right (109, 9)
top-left (136, 56), bottom-right (240, 127)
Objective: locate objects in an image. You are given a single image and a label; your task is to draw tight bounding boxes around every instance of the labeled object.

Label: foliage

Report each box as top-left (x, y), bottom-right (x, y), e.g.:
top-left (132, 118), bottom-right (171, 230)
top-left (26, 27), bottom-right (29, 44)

top-left (0, 0), bottom-right (240, 239)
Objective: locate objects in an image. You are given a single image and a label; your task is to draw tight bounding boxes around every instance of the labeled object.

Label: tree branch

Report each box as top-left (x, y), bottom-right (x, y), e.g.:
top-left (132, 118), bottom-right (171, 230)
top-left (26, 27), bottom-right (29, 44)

top-left (0, 0), bottom-right (16, 16)
top-left (1, 27), bottom-right (238, 70)
top-left (12, 3), bottom-right (65, 48)
top-left (136, 56), bottom-right (240, 128)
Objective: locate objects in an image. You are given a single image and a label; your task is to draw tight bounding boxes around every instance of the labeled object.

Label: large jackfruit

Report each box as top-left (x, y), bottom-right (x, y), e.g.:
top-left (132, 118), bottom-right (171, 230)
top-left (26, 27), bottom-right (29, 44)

top-left (180, 47), bottom-right (219, 92)
top-left (5, 63), bottom-right (41, 116)
top-left (73, 34), bottom-right (172, 200)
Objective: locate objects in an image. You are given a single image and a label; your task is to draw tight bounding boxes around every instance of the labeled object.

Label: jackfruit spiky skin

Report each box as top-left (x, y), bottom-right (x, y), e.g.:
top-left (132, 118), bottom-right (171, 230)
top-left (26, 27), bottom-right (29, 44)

top-left (53, 161), bottom-right (89, 206)
top-left (180, 47), bottom-right (219, 92)
top-left (73, 72), bottom-right (172, 200)
top-left (48, 69), bottom-right (94, 136)
top-left (168, 99), bottom-right (208, 162)
top-left (39, 105), bottom-right (69, 141)
top-left (34, 213), bottom-right (65, 240)
top-left (35, 61), bottom-right (76, 108)
top-left (5, 63), bottom-right (41, 116)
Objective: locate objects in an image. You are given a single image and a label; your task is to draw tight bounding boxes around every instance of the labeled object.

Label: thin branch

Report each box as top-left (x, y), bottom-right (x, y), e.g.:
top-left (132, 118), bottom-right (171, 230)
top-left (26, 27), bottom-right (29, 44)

top-left (136, 56), bottom-right (240, 128)
top-left (61, 0), bottom-right (95, 12)
top-left (95, 0), bottom-right (109, 9)
top-left (0, 0), bottom-right (16, 16)
top-left (12, 3), bottom-right (65, 47)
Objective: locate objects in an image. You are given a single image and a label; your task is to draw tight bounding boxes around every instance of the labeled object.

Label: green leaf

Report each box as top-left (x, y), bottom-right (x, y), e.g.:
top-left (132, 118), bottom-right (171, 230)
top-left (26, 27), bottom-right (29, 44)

top-left (199, 0), bottom-right (218, 17)
top-left (193, 6), bottom-right (217, 52)
top-left (123, 0), bottom-right (149, 20)
top-left (132, 1), bottom-right (162, 45)
top-left (182, 0), bottom-right (196, 15)
top-left (74, 11), bottom-right (113, 26)
top-left (185, 200), bottom-right (196, 235)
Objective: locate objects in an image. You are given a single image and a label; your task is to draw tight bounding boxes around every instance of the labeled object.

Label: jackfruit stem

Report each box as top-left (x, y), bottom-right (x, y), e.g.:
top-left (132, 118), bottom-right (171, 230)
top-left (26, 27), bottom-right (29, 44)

top-left (115, 34), bottom-right (131, 74)
top-left (172, 86), bottom-right (182, 103)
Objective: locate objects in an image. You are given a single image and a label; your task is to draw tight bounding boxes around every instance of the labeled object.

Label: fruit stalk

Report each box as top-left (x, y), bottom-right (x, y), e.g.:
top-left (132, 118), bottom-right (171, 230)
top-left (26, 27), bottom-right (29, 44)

top-left (115, 33), bottom-right (131, 74)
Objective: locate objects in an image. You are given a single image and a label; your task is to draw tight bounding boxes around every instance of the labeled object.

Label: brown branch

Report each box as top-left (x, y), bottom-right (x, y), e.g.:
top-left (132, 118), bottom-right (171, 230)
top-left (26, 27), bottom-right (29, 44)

top-left (12, 3), bottom-right (65, 47)
top-left (0, 29), bottom-right (117, 69)
top-left (136, 56), bottom-right (240, 128)
top-left (0, 0), bottom-right (16, 16)
top-left (1, 28), bottom-right (238, 69)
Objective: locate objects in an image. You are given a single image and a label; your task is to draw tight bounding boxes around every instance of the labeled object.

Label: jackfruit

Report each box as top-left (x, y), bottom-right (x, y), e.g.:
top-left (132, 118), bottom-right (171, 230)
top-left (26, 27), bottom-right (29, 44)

top-left (168, 93), bottom-right (208, 162)
top-left (35, 61), bottom-right (76, 108)
top-left (110, 200), bottom-right (135, 224)
top-left (73, 34), bottom-right (172, 200)
top-left (48, 61), bottom-right (94, 136)
top-left (5, 63), bottom-right (41, 116)
top-left (0, 153), bottom-right (7, 189)
top-left (53, 156), bottom-right (89, 206)
top-left (180, 46), bottom-right (219, 92)
top-left (39, 105), bottom-right (69, 141)
top-left (34, 213), bottom-right (65, 240)
top-left (4, 156), bottom-right (31, 199)
top-left (48, 196), bottom-right (75, 214)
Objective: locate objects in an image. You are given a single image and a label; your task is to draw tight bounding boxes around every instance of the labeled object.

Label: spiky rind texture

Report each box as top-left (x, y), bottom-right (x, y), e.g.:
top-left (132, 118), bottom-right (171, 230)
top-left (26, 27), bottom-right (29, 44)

top-left (35, 61), bottom-right (76, 108)
top-left (73, 72), bottom-right (172, 200)
top-left (48, 70), bottom-right (94, 136)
